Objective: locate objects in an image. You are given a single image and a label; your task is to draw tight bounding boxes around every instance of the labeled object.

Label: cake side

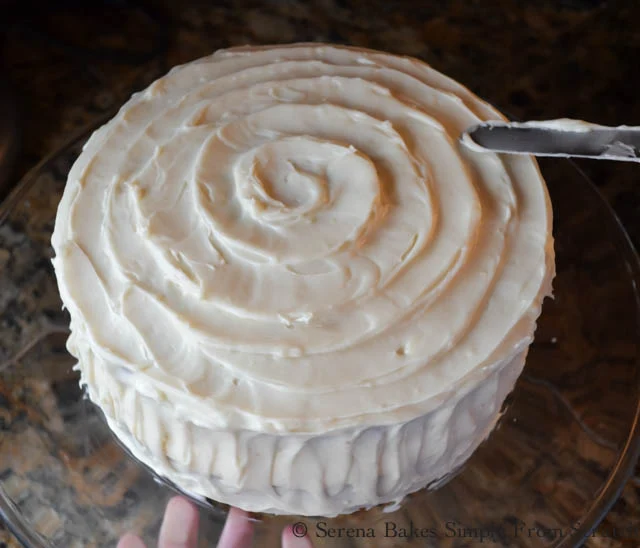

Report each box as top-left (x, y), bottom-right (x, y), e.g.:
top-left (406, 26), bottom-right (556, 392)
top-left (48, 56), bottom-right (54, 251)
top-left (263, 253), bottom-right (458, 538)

top-left (96, 348), bottom-right (529, 517)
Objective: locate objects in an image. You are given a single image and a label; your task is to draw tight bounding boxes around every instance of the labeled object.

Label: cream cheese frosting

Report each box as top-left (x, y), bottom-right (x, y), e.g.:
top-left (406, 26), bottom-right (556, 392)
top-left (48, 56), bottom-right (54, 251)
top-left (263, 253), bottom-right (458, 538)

top-left (51, 43), bottom-right (554, 516)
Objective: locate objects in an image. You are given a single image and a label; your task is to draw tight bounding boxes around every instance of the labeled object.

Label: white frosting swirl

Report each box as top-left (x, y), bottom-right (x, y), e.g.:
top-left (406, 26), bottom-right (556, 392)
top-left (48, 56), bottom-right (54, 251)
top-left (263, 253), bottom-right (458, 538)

top-left (52, 43), bottom-right (554, 515)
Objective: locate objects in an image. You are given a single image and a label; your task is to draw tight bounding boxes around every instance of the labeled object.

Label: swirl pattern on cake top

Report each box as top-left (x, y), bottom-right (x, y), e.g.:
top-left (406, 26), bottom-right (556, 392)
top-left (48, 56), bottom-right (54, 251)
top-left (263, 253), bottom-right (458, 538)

top-left (52, 43), bottom-right (553, 431)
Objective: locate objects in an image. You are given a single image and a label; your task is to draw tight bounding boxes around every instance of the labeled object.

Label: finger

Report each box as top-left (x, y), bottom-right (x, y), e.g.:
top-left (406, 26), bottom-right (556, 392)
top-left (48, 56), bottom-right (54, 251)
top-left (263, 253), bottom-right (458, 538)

top-left (117, 533), bottom-right (146, 548)
top-left (158, 496), bottom-right (200, 548)
top-left (282, 525), bottom-right (314, 548)
top-left (217, 507), bottom-right (255, 548)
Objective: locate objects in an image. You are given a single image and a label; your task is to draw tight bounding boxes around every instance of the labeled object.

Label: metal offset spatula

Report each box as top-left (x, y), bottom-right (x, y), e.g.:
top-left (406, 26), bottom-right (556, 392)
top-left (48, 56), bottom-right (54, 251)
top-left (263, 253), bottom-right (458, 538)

top-left (461, 119), bottom-right (640, 162)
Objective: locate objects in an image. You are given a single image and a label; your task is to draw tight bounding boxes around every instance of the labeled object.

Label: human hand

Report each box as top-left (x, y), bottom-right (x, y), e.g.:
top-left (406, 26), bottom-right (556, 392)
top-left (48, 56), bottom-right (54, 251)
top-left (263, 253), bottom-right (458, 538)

top-left (117, 496), bottom-right (314, 547)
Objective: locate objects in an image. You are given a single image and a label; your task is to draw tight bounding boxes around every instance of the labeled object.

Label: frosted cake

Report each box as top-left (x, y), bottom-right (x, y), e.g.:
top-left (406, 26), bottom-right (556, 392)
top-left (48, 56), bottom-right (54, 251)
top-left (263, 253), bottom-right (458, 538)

top-left (51, 43), bottom-right (555, 517)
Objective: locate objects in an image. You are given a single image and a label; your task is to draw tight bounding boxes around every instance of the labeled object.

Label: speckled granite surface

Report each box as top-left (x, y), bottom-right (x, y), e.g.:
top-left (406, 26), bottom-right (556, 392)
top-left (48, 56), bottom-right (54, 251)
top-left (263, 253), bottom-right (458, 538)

top-left (1, 0), bottom-right (640, 546)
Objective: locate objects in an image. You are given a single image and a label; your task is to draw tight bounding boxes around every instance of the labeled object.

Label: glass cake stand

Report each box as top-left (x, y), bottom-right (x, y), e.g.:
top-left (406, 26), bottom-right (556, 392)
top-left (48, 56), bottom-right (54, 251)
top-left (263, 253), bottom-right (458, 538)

top-left (0, 118), bottom-right (639, 548)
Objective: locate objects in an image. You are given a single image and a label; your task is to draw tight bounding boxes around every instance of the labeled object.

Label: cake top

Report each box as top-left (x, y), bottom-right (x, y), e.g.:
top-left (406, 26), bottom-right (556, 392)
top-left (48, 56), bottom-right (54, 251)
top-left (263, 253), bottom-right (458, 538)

top-left (52, 43), bottom-right (554, 434)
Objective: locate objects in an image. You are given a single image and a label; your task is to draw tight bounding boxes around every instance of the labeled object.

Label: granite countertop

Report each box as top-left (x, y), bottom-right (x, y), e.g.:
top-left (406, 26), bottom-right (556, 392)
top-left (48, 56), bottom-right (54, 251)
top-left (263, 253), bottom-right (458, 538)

top-left (1, 0), bottom-right (639, 546)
